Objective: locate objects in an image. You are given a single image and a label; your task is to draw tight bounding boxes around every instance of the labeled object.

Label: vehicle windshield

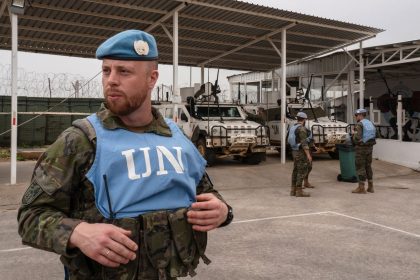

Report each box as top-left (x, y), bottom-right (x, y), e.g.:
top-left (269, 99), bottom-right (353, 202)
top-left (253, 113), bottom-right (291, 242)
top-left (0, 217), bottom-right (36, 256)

top-left (289, 107), bottom-right (327, 119)
top-left (196, 106), bottom-right (242, 118)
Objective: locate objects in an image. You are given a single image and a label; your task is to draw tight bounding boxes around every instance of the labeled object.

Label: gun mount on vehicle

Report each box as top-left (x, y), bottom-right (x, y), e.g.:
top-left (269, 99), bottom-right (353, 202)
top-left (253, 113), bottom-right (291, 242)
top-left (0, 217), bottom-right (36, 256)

top-left (242, 75), bottom-right (350, 159)
top-left (154, 72), bottom-right (269, 166)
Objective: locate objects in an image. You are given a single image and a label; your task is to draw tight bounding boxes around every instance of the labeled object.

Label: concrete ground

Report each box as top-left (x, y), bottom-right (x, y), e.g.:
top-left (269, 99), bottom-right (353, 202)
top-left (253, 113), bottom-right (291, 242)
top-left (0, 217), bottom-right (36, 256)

top-left (1, 153), bottom-right (420, 280)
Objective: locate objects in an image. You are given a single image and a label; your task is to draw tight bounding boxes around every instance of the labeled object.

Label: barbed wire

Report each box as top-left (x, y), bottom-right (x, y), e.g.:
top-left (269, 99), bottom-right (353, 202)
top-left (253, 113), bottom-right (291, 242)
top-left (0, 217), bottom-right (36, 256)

top-left (0, 70), bottom-right (103, 137)
top-left (0, 64), bottom-right (188, 101)
top-left (0, 63), bottom-right (232, 137)
top-left (0, 64), bottom-right (103, 98)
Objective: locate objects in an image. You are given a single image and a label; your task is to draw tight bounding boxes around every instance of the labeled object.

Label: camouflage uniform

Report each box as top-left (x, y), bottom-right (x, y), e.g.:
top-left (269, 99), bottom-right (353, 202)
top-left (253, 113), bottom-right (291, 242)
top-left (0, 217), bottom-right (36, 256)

top-left (17, 104), bottom-right (227, 280)
top-left (291, 125), bottom-right (312, 196)
top-left (352, 121), bottom-right (376, 183)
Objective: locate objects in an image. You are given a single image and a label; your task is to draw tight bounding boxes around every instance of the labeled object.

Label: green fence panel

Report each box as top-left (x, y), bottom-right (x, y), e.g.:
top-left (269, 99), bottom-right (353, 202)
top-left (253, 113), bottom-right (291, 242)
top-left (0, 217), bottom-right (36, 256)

top-left (0, 96), bottom-right (103, 147)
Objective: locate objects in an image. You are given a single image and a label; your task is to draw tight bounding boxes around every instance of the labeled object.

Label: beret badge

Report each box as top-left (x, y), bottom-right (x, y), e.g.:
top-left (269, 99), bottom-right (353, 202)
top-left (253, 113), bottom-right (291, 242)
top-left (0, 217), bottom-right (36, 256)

top-left (134, 40), bottom-right (150, 56)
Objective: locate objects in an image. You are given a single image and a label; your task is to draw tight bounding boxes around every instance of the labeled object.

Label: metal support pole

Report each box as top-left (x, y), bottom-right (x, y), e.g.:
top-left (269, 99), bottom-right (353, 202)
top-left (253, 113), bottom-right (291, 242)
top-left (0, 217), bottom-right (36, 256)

top-left (172, 11), bottom-right (180, 120)
top-left (280, 29), bottom-right (287, 164)
top-left (323, 60), bottom-right (353, 94)
top-left (369, 96), bottom-right (374, 121)
top-left (271, 70), bottom-right (275, 106)
top-left (397, 95), bottom-right (403, 141)
top-left (359, 41), bottom-right (365, 109)
top-left (200, 65), bottom-right (204, 85)
top-left (347, 70), bottom-right (355, 123)
top-left (189, 66), bottom-right (192, 87)
top-left (244, 82), bottom-right (247, 104)
top-left (10, 12), bottom-right (18, 185)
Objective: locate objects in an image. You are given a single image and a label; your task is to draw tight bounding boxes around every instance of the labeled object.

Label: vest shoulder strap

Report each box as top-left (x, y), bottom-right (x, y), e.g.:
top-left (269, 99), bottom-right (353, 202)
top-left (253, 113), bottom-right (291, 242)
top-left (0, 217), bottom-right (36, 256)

top-left (72, 118), bottom-right (97, 143)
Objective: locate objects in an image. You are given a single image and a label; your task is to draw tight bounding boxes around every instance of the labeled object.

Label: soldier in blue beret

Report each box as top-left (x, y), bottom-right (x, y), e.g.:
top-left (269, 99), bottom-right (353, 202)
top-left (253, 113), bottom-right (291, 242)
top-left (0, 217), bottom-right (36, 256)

top-left (351, 108), bottom-right (377, 194)
top-left (18, 30), bottom-right (233, 279)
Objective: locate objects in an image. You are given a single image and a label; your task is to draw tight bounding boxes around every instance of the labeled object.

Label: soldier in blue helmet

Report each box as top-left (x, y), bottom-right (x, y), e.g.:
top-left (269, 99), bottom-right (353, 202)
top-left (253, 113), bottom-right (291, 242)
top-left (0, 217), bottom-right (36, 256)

top-left (288, 111), bottom-right (314, 197)
top-left (18, 30), bottom-right (233, 279)
top-left (351, 108), bottom-right (376, 194)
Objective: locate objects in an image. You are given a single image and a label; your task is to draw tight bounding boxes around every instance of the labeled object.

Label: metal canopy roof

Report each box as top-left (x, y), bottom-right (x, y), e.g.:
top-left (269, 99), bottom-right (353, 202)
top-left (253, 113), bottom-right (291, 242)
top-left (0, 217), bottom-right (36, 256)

top-left (0, 0), bottom-right (383, 72)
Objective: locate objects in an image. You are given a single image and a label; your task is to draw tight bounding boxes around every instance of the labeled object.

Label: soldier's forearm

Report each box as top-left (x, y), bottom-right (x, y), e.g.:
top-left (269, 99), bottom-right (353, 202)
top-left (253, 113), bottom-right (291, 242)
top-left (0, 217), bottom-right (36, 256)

top-left (18, 206), bottom-right (83, 256)
top-left (196, 173), bottom-right (227, 204)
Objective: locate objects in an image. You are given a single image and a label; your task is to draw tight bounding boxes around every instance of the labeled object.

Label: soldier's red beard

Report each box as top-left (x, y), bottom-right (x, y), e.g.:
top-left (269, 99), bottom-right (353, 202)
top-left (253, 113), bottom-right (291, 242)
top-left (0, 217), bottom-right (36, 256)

top-left (106, 92), bottom-right (146, 116)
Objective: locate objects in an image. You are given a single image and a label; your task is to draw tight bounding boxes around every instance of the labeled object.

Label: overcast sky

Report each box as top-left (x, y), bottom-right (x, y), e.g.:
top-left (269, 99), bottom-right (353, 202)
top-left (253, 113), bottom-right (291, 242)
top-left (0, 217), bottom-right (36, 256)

top-left (1, 0), bottom-right (420, 92)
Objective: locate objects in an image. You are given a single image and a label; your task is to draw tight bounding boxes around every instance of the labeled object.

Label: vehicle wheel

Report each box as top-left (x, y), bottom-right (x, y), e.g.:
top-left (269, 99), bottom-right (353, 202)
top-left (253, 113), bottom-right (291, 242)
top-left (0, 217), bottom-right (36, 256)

top-left (196, 138), bottom-right (216, 166)
top-left (243, 152), bottom-right (264, 165)
top-left (233, 155), bottom-right (241, 161)
top-left (328, 151), bottom-right (339, 159)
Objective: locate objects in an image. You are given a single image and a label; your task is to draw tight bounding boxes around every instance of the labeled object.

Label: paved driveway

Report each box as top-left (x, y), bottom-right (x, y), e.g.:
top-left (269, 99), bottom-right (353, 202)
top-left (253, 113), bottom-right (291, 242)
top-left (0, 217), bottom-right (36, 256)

top-left (1, 154), bottom-right (419, 279)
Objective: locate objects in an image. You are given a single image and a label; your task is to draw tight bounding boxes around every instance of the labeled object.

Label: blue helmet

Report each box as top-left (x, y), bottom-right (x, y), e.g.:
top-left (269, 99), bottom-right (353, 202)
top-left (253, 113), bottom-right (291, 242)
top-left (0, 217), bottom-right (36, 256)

top-left (296, 111), bottom-right (308, 119)
top-left (354, 108), bottom-right (367, 115)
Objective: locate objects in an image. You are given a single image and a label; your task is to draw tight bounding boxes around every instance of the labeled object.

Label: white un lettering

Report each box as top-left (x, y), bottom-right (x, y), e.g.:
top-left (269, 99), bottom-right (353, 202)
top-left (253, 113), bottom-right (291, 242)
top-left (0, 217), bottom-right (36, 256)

top-left (121, 146), bottom-right (184, 180)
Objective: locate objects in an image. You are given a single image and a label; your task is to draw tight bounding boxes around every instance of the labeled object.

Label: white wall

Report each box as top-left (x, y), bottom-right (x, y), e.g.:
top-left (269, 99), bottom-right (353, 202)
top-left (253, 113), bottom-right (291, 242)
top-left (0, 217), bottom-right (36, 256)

top-left (373, 139), bottom-right (420, 171)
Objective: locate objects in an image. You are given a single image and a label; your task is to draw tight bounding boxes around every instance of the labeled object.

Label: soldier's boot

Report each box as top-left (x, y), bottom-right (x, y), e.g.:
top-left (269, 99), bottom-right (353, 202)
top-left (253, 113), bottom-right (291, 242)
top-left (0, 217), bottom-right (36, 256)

top-left (303, 178), bottom-right (315, 188)
top-left (295, 187), bottom-right (311, 197)
top-left (290, 186), bottom-right (296, 196)
top-left (352, 182), bottom-right (367, 194)
top-left (367, 181), bottom-right (374, 193)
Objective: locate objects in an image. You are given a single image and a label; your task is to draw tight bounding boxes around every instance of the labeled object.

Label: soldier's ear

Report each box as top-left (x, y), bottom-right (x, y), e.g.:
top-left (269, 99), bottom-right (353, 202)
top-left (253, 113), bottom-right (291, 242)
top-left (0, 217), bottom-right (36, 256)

top-left (148, 69), bottom-right (159, 89)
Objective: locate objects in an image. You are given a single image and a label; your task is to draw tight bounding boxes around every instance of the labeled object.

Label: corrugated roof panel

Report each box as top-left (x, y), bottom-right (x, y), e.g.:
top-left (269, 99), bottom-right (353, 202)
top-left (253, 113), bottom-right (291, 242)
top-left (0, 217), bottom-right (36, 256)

top-left (285, 34), bottom-right (344, 47)
top-left (0, 0), bottom-right (383, 72)
top-left (290, 24), bottom-right (364, 41)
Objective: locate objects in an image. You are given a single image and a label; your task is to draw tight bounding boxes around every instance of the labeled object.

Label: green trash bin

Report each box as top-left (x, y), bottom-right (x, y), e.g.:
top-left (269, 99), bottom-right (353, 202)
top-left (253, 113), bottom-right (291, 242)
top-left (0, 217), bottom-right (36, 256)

top-left (336, 144), bottom-right (358, 183)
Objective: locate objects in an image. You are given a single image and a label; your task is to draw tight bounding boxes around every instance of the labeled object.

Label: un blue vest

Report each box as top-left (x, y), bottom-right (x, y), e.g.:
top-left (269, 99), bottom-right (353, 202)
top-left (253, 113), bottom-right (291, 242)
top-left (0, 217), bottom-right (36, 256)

top-left (360, 119), bottom-right (376, 143)
top-left (85, 114), bottom-right (206, 219)
top-left (288, 124), bottom-right (312, 151)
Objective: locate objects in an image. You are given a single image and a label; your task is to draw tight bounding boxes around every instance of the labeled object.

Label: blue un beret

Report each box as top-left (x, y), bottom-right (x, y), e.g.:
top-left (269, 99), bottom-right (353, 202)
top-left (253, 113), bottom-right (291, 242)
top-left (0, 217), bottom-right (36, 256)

top-left (297, 111), bottom-right (308, 119)
top-left (354, 108), bottom-right (367, 115)
top-left (96, 30), bottom-right (158, 61)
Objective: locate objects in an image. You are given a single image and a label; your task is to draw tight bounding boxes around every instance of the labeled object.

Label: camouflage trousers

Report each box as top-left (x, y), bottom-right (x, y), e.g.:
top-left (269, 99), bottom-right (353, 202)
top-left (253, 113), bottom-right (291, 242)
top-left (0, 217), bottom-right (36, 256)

top-left (355, 145), bottom-right (373, 182)
top-left (291, 150), bottom-right (312, 187)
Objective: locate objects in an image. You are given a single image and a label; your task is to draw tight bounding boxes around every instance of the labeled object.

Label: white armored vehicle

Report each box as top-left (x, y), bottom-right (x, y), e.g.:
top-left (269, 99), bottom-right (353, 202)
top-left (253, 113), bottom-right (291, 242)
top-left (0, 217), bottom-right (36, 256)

top-left (154, 82), bottom-right (269, 165)
top-left (245, 103), bottom-right (350, 158)
top-left (242, 75), bottom-right (350, 158)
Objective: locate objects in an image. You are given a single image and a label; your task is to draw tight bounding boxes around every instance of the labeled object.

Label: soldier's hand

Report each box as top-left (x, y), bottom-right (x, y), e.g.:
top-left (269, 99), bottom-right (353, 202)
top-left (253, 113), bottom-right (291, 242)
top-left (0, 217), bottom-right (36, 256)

top-left (68, 222), bottom-right (138, 267)
top-left (187, 193), bottom-right (228, 232)
top-left (307, 154), bottom-right (312, 163)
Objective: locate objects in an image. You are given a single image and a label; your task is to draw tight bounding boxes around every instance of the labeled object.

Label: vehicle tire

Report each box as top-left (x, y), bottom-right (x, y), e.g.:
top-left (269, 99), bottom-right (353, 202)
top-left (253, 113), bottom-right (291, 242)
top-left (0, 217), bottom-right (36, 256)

top-left (328, 151), bottom-right (339, 159)
top-left (233, 155), bottom-right (241, 161)
top-left (337, 174), bottom-right (342, 181)
top-left (196, 138), bottom-right (216, 166)
top-left (243, 152), bottom-right (264, 165)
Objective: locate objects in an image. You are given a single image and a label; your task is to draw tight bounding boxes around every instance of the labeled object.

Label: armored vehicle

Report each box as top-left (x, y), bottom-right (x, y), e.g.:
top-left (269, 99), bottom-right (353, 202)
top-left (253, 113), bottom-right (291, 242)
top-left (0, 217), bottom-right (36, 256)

top-left (154, 80), bottom-right (269, 165)
top-left (244, 103), bottom-right (349, 158)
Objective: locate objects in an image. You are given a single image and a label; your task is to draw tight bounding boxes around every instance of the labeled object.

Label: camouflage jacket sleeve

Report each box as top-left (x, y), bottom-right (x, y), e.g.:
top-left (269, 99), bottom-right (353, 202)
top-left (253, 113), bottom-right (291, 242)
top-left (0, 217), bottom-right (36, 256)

top-left (297, 126), bottom-right (310, 150)
top-left (196, 172), bottom-right (227, 205)
top-left (17, 126), bottom-right (94, 256)
top-left (352, 122), bottom-right (363, 144)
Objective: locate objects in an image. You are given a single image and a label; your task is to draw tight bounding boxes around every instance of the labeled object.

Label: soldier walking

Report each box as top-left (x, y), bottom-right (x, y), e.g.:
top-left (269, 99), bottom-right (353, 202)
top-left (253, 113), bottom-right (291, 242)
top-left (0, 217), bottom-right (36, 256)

top-left (351, 108), bottom-right (376, 194)
top-left (288, 112), bottom-right (313, 197)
